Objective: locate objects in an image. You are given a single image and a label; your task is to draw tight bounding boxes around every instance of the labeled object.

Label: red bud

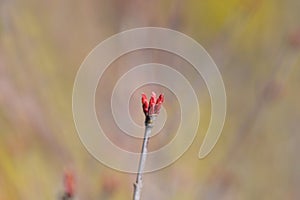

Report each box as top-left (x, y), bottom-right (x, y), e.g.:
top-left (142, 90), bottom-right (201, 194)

top-left (155, 94), bottom-right (164, 114)
top-left (156, 94), bottom-right (164, 104)
top-left (141, 94), bottom-right (147, 104)
top-left (141, 92), bottom-right (164, 116)
top-left (64, 170), bottom-right (75, 197)
top-left (149, 92), bottom-right (156, 115)
top-left (143, 101), bottom-right (149, 114)
top-left (141, 94), bottom-right (149, 115)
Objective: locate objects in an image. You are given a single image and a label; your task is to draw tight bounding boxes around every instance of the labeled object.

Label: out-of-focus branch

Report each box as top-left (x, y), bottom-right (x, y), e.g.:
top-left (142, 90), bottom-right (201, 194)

top-left (199, 36), bottom-right (300, 199)
top-left (0, 57), bottom-right (71, 163)
top-left (227, 44), bottom-right (299, 161)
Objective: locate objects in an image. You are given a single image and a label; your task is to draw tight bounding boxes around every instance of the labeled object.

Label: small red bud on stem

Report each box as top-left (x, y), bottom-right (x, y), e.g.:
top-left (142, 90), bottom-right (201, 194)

top-left (134, 92), bottom-right (164, 200)
top-left (141, 92), bottom-right (164, 118)
top-left (62, 170), bottom-right (75, 200)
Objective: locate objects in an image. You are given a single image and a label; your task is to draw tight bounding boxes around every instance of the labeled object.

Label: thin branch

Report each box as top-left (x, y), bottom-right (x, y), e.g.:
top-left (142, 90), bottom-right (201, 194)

top-left (133, 116), bottom-right (155, 200)
top-left (133, 93), bottom-right (164, 200)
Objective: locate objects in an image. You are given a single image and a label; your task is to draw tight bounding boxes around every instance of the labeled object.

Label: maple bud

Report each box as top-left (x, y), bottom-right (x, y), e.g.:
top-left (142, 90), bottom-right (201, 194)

top-left (141, 92), bottom-right (164, 116)
top-left (141, 93), bottom-right (149, 115)
top-left (64, 170), bottom-right (75, 198)
top-left (155, 94), bottom-right (164, 114)
top-left (148, 92), bottom-right (156, 115)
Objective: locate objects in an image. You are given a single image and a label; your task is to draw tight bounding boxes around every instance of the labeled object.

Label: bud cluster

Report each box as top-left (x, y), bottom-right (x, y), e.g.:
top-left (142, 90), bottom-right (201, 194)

top-left (141, 92), bottom-right (164, 116)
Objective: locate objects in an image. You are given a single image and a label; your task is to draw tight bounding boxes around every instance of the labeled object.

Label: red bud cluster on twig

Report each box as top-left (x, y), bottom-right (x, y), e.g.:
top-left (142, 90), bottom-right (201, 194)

top-left (141, 92), bottom-right (164, 116)
top-left (133, 92), bottom-right (165, 200)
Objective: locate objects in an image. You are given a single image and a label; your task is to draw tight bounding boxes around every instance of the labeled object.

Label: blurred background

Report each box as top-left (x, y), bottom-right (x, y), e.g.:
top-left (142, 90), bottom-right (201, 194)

top-left (0, 0), bottom-right (300, 199)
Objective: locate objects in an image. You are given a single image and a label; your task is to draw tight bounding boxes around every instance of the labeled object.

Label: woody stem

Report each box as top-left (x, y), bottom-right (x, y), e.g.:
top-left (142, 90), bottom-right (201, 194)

top-left (133, 115), bottom-right (156, 200)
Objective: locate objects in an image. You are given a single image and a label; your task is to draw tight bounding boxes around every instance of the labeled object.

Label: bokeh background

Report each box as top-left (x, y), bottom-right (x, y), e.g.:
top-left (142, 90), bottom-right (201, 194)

top-left (1, 0), bottom-right (300, 199)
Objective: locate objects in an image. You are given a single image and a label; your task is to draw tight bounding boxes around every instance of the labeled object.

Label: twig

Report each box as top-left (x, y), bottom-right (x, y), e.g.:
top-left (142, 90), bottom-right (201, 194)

top-left (133, 93), bottom-right (164, 200)
top-left (133, 115), bottom-right (156, 200)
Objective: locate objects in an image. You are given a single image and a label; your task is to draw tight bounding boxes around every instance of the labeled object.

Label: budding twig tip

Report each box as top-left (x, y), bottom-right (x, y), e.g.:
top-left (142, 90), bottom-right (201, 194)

top-left (141, 92), bottom-right (164, 116)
